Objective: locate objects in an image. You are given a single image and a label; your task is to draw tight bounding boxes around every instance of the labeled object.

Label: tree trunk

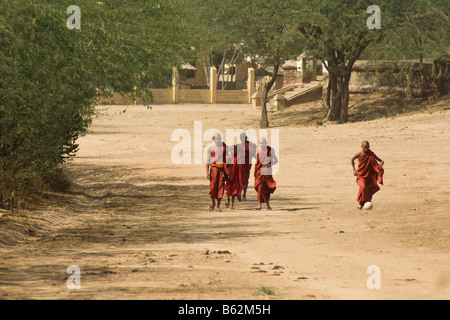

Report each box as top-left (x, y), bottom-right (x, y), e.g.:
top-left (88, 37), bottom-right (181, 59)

top-left (326, 70), bottom-right (351, 123)
top-left (260, 61), bottom-right (280, 128)
top-left (225, 49), bottom-right (235, 90)
top-left (433, 57), bottom-right (449, 97)
top-left (203, 53), bottom-right (210, 89)
top-left (326, 77), bottom-right (342, 121)
top-left (217, 50), bottom-right (227, 90)
top-left (326, 72), bottom-right (337, 109)
top-left (340, 77), bottom-right (350, 123)
top-left (326, 79), bottom-right (331, 109)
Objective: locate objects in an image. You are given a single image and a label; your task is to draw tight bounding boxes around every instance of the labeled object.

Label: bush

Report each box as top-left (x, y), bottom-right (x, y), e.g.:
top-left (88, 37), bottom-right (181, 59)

top-left (0, 0), bottom-right (185, 202)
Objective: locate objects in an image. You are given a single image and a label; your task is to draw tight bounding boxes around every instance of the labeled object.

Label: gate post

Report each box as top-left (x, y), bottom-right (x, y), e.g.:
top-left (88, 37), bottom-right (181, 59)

top-left (210, 67), bottom-right (217, 104)
top-left (172, 68), bottom-right (180, 104)
top-left (248, 68), bottom-right (255, 104)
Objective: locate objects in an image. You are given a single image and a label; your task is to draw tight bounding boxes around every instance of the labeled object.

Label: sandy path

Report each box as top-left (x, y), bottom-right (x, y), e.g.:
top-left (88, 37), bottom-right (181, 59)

top-left (0, 101), bottom-right (449, 300)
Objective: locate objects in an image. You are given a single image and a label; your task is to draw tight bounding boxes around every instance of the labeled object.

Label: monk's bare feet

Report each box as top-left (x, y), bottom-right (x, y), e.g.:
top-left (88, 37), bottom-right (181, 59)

top-left (225, 202), bottom-right (230, 208)
top-left (266, 205), bottom-right (272, 210)
top-left (231, 206), bottom-right (235, 210)
top-left (209, 205), bottom-right (215, 211)
top-left (216, 208), bottom-right (223, 212)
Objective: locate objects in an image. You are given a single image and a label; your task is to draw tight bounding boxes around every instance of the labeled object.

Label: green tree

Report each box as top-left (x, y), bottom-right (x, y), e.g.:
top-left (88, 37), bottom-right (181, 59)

top-left (363, 0), bottom-right (450, 62)
top-left (237, 0), bottom-right (303, 128)
top-left (296, 0), bottom-right (386, 123)
top-left (196, 0), bottom-right (303, 128)
top-left (296, 0), bottom-right (449, 123)
top-left (181, 0), bottom-right (244, 89)
top-left (0, 0), bottom-right (185, 202)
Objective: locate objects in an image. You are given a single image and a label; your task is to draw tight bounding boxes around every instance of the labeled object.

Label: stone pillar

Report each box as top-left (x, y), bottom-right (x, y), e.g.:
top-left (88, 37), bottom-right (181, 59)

top-left (273, 94), bottom-right (286, 111)
top-left (251, 92), bottom-right (262, 109)
top-left (210, 67), bottom-right (217, 104)
top-left (172, 68), bottom-right (180, 104)
top-left (300, 55), bottom-right (317, 83)
top-left (301, 57), bottom-right (308, 83)
top-left (247, 68), bottom-right (255, 104)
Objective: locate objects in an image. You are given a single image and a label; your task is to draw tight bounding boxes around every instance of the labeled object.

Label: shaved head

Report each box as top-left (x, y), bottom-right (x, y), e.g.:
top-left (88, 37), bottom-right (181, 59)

top-left (213, 133), bottom-right (222, 141)
top-left (259, 137), bottom-right (267, 150)
top-left (240, 132), bottom-right (247, 143)
top-left (361, 141), bottom-right (370, 153)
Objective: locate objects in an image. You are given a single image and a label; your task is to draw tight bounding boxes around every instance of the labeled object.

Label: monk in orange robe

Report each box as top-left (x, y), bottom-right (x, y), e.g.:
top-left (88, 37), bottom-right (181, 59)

top-left (225, 145), bottom-right (242, 210)
top-left (206, 133), bottom-right (229, 212)
top-left (237, 133), bottom-right (257, 201)
top-left (254, 138), bottom-right (278, 210)
top-left (351, 141), bottom-right (385, 209)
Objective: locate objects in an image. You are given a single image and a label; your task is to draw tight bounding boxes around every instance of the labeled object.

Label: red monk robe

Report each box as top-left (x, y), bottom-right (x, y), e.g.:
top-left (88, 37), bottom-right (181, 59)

top-left (238, 140), bottom-right (257, 192)
top-left (356, 150), bottom-right (384, 206)
top-left (226, 152), bottom-right (242, 198)
top-left (208, 142), bottom-right (229, 200)
top-left (254, 146), bottom-right (277, 204)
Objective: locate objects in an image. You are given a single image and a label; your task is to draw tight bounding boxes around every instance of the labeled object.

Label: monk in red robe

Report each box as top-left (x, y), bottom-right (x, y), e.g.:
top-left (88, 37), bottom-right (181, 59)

top-left (254, 138), bottom-right (278, 210)
top-left (237, 133), bottom-right (257, 201)
top-left (225, 145), bottom-right (242, 210)
top-left (351, 141), bottom-right (385, 209)
top-left (206, 133), bottom-right (229, 212)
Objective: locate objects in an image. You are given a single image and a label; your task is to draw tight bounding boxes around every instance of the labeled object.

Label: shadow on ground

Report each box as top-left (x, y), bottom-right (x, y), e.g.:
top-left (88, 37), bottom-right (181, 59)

top-left (269, 93), bottom-right (449, 127)
top-left (0, 163), bottom-right (314, 250)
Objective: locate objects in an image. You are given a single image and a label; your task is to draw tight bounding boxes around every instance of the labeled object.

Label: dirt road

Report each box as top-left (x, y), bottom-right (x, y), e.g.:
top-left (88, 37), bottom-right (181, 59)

top-left (1, 98), bottom-right (449, 300)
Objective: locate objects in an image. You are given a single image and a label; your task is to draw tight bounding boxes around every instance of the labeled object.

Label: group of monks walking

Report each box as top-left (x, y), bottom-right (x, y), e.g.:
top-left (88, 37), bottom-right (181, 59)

top-left (206, 133), bottom-right (384, 212)
top-left (205, 132), bottom-right (278, 212)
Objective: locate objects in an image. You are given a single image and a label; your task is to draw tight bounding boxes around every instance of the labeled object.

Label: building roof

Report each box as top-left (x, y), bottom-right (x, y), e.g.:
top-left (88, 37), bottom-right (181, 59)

top-left (181, 63), bottom-right (197, 71)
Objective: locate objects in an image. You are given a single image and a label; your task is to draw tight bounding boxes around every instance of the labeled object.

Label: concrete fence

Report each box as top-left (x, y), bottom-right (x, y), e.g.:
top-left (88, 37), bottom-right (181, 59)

top-left (348, 60), bottom-right (449, 98)
top-left (98, 67), bottom-right (255, 105)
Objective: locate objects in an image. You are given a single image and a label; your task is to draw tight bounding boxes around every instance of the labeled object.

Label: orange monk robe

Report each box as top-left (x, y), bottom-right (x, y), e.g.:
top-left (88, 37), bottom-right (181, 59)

top-left (238, 141), bottom-right (257, 189)
top-left (356, 150), bottom-right (384, 205)
top-left (225, 154), bottom-right (243, 198)
top-left (254, 146), bottom-right (277, 203)
top-left (208, 143), bottom-right (229, 200)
